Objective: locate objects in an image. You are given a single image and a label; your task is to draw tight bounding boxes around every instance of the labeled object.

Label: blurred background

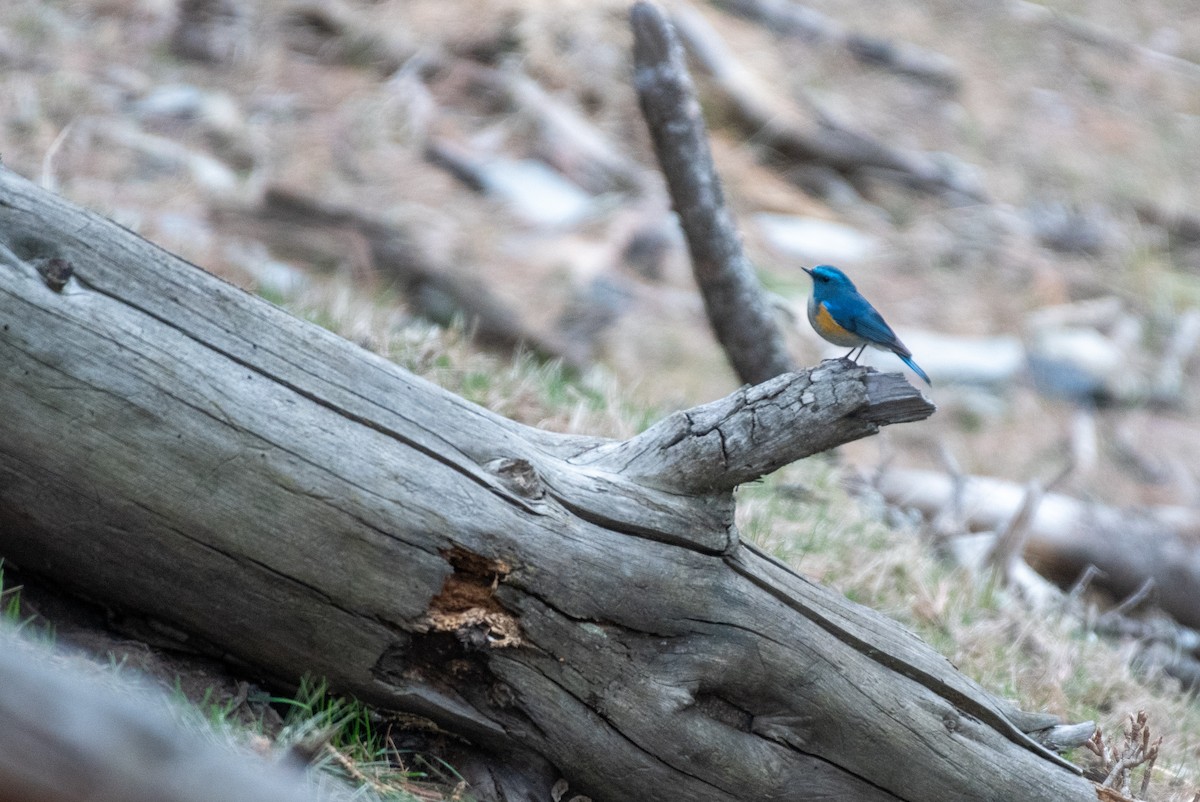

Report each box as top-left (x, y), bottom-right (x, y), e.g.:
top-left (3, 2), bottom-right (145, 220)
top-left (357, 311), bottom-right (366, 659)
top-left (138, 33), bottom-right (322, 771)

top-left (3, 0), bottom-right (1200, 797)
top-left (5, 0), bottom-right (1200, 505)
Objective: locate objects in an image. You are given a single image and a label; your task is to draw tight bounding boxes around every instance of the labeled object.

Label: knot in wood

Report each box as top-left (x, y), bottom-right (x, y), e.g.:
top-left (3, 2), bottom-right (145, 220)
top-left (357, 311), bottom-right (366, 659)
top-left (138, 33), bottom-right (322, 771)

top-left (487, 457), bottom-right (545, 500)
top-left (34, 257), bottom-right (73, 292)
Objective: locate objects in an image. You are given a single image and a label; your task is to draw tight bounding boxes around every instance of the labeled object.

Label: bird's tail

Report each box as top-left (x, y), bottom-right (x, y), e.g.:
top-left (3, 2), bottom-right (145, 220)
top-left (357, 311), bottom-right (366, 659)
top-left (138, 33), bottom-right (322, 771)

top-left (898, 353), bottom-right (932, 386)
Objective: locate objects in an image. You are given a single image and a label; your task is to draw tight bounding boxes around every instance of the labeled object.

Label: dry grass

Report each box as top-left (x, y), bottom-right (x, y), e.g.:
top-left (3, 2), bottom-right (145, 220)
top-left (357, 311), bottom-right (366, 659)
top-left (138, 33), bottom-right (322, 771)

top-left (737, 461), bottom-right (1200, 800)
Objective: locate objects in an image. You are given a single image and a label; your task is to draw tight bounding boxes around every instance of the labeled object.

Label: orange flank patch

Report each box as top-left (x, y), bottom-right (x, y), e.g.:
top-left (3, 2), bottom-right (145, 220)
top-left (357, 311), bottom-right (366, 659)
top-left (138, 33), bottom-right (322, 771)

top-left (814, 302), bottom-right (861, 346)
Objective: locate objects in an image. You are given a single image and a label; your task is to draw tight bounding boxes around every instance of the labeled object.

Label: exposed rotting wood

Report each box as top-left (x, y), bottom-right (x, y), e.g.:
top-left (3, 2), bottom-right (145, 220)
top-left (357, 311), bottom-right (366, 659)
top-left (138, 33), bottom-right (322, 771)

top-left (0, 159), bottom-right (1100, 801)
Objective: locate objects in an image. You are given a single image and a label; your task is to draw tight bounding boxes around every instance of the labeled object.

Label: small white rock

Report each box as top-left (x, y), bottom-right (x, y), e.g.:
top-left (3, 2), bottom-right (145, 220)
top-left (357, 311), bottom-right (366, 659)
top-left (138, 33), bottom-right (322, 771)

top-left (752, 214), bottom-right (877, 264)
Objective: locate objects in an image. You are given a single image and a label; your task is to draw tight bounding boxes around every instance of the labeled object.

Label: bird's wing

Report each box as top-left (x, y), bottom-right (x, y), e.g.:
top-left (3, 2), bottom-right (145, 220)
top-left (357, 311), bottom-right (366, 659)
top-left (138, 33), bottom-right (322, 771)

top-left (826, 297), bottom-right (912, 357)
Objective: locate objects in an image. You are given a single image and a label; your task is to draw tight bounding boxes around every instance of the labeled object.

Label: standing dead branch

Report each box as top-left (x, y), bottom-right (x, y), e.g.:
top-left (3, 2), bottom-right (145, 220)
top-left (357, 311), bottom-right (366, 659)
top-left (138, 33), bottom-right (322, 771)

top-left (630, 1), bottom-right (794, 385)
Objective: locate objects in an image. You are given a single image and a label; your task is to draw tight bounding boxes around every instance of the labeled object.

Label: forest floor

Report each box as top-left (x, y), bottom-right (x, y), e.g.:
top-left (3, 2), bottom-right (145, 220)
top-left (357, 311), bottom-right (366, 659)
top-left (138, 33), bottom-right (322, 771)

top-left (3, 0), bottom-right (1200, 799)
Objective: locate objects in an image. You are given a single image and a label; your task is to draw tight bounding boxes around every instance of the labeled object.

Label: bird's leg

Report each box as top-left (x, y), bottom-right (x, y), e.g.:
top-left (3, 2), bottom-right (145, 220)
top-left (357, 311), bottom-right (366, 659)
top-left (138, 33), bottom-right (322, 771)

top-left (844, 345), bottom-right (866, 363)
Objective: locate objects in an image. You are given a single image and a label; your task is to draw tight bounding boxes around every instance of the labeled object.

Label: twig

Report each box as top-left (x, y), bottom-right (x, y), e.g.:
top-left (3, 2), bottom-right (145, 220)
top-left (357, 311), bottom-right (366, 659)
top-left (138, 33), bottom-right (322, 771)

top-left (1065, 565), bottom-right (1103, 606)
top-left (986, 481), bottom-right (1044, 583)
top-left (40, 120), bottom-right (76, 193)
top-left (1151, 309), bottom-right (1200, 406)
top-left (1107, 578), bottom-right (1157, 619)
top-left (324, 743), bottom-right (393, 796)
top-left (1042, 410), bottom-right (1095, 493)
top-left (630, 1), bottom-right (794, 385)
top-left (929, 443), bottom-right (966, 542)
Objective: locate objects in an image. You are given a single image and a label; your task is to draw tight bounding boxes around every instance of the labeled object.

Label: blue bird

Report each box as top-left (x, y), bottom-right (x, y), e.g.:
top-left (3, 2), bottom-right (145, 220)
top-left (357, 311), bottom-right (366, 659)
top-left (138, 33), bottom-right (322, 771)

top-left (801, 265), bottom-right (931, 386)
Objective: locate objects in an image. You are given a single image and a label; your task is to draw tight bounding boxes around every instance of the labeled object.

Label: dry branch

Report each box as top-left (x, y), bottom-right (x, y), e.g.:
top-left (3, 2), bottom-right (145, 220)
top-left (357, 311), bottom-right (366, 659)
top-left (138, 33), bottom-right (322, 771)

top-left (0, 163), bottom-right (1099, 801)
top-left (1010, 0), bottom-right (1200, 82)
top-left (631, 1), bottom-right (794, 386)
top-left (463, 63), bottom-right (649, 196)
top-left (225, 186), bottom-right (574, 365)
top-left (282, 0), bottom-right (422, 74)
top-left (670, 5), bottom-right (986, 201)
top-left (1136, 202), bottom-right (1200, 246)
top-left (711, 0), bottom-right (961, 90)
top-left (985, 480), bottom-right (1044, 583)
top-left (582, 364), bottom-right (932, 493)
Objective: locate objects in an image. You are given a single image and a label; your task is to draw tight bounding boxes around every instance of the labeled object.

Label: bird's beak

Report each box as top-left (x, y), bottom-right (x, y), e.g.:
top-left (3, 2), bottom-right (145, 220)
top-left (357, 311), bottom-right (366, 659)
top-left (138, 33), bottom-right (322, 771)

top-left (801, 267), bottom-right (813, 276)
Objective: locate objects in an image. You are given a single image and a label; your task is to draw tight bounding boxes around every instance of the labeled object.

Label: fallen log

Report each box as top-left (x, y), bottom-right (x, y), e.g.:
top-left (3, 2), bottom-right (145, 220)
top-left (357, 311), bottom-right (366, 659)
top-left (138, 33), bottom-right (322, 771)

top-left (0, 626), bottom-right (325, 802)
top-left (873, 467), bottom-right (1200, 630)
top-left (0, 162), bottom-right (1100, 801)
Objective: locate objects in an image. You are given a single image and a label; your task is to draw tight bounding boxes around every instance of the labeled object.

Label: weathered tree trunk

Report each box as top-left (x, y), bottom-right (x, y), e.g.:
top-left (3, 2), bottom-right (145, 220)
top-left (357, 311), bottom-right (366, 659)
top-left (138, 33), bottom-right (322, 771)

top-left (0, 165), bottom-right (1097, 801)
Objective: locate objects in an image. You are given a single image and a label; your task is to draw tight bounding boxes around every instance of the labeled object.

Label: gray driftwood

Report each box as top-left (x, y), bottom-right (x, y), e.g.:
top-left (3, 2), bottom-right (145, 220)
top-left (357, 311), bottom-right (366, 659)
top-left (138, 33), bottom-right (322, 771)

top-left (875, 467), bottom-right (1200, 631)
top-left (0, 627), bottom-right (326, 802)
top-left (0, 163), bottom-right (1099, 801)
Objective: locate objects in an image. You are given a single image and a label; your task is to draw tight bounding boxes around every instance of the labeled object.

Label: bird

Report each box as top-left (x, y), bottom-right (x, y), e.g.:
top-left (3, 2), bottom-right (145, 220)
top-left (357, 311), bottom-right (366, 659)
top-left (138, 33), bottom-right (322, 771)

top-left (801, 264), bottom-right (931, 386)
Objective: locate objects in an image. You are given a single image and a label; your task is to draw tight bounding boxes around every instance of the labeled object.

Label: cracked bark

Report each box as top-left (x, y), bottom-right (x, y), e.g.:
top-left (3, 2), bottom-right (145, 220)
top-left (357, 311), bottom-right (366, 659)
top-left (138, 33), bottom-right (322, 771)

top-left (0, 162), bottom-right (1099, 802)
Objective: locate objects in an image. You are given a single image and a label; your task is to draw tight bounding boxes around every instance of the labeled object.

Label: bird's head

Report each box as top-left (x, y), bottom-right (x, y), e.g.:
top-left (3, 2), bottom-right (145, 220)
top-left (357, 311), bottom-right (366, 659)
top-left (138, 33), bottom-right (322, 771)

top-left (802, 264), bottom-right (856, 291)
